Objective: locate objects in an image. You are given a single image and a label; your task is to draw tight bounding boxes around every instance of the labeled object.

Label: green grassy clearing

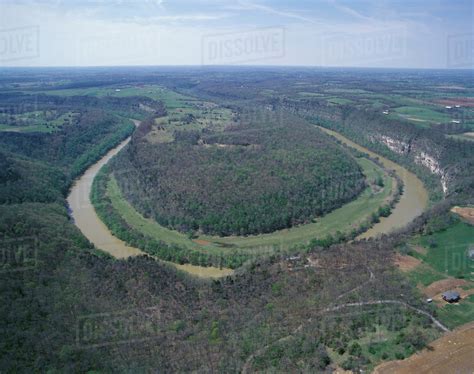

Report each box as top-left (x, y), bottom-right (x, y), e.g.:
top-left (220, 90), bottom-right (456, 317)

top-left (405, 263), bottom-right (446, 287)
top-left (435, 294), bottom-right (474, 329)
top-left (260, 89), bottom-right (276, 96)
top-left (327, 97), bottom-right (353, 105)
top-left (27, 84), bottom-right (194, 109)
top-left (148, 105), bottom-right (233, 144)
top-left (436, 294), bottom-right (474, 329)
top-left (325, 88), bottom-right (369, 94)
top-left (418, 221), bottom-right (474, 279)
top-left (392, 106), bottom-right (450, 124)
top-left (448, 133), bottom-right (474, 142)
top-left (403, 220), bottom-right (474, 328)
top-left (0, 110), bottom-right (77, 133)
top-left (297, 92), bottom-right (325, 97)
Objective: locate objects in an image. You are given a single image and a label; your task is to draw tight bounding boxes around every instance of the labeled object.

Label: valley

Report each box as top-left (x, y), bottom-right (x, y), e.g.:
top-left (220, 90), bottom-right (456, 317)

top-left (1, 67), bottom-right (473, 373)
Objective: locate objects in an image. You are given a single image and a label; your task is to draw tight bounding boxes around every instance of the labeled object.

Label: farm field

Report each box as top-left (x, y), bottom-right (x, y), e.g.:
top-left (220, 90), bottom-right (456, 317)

top-left (0, 67), bottom-right (472, 373)
top-left (402, 219), bottom-right (474, 329)
top-left (1, 0), bottom-right (474, 371)
top-left (148, 104), bottom-right (234, 144)
top-left (448, 132), bottom-right (474, 142)
top-left (390, 105), bottom-right (451, 125)
top-left (0, 110), bottom-right (77, 133)
top-left (26, 84), bottom-right (195, 108)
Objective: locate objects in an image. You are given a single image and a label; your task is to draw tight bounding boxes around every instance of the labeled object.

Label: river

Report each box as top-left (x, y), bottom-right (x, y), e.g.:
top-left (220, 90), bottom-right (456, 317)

top-left (67, 121), bottom-right (428, 278)
top-left (67, 120), bottom-right (233, 278)
top-left (318, 127), bottom-right (429, 238)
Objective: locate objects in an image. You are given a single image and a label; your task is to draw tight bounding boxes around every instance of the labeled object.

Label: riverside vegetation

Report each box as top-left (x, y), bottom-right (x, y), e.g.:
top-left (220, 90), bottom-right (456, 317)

top-left (1, 67), bottom-right (473, 372)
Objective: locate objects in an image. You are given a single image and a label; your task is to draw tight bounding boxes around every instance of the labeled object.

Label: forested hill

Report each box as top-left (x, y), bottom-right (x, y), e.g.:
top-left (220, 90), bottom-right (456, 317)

top-left (112, 108), bottom-right (366, 236)
top-left (172, 71), bottom-right (473, 202)
top-left (0, 92), bottom-right (166, 203)
top-left (0, 69), bottom-right (466, 372)
top-left (0, 111), bottom-right (134, 203)
top-left (279, 99), bottom-right (474, 201)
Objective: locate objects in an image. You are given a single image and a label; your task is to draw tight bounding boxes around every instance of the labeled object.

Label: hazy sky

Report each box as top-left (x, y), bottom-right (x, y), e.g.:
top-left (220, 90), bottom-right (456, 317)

top-left (0, 0), bottom-right (473, 68)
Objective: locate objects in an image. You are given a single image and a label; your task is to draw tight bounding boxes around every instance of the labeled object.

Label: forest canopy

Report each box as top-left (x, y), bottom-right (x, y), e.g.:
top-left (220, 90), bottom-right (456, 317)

top-left (112, 109), bottom-right (366, 236)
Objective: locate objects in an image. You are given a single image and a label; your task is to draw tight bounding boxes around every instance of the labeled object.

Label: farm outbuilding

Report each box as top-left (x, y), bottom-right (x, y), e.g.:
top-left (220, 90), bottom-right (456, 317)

top-left (442, 290), bottom-right (461, 303)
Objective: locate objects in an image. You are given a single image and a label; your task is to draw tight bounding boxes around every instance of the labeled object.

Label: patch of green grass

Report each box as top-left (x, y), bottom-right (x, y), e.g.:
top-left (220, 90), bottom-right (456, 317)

top-left (418, 222), bottom-right (474, 280)
top-left (436, 294), bottom-right (474, 329)
top-left (298, 92), bottom-right (325, 97)
top-left (392, 106), bottom-right (450, 124)
top-left (148, 102), bottom-right (234, 144)
top-left (0, 111), bottom-right (77, 133)
top-left (447, 133), bottom-right (474, 142)
top-left (325, 88), bottom-right (369, 94)
top-left (327, 97), bottom-right (353, 105)
top-left (260, 89), bottom-right (276, 96)
top-left (28, 85), bottom-right (194, 110)
top-left (403, 222), bottom-right (474, 328)
top-left (406, 263), bottom-right (446, 287)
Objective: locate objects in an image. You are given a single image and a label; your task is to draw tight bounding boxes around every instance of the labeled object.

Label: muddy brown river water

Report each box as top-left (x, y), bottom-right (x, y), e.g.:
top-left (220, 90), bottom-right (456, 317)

top-left (67, 121), bottom-right (233, 278)
top-left (318, 127), bottom-right (429, 238)
top-left (67, 123), bottom-right (428, 278)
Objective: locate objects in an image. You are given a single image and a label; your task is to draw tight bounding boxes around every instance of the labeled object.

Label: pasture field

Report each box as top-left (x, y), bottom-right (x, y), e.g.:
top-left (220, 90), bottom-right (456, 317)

top-left (148, 104), bottom-right (234, 144)
top-left (403, 219), bottom-right (474, 329)
top-left (391, 106), bottom-right (450, 124)
top-left (327, 97), bottom-right (353, 105)
top-left (436, 294), bottom-right (474, 328)
top-left (448, 132), bottom-right (474, 142)
top-left (417, 221), bottom-right (474, 279)
top-left (297, 92), bottom-right (325, 97)
top-left (27, 84), bottom-right (194, 108)
top-left (289, 84), bottom-right (474, 130)
top-left (0, 110), bottom-right (77, 133)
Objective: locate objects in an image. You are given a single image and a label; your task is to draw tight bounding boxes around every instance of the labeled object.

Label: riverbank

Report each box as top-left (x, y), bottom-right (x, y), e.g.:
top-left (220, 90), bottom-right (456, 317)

top-left (317, 127), bottom-right (429, 239)
top-left (67, 120), bottom-right (233, 278)
top-left (68, 121), bottom-right (428, 276)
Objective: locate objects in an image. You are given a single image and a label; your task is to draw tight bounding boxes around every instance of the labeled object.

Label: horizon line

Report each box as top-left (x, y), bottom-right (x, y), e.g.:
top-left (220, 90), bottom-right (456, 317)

top-left (1, 64), bottom-right (473, 71)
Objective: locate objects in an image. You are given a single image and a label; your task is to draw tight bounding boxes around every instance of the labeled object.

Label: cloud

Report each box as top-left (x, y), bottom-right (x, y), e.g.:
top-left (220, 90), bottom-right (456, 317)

top-left (235, 0), bottom-right (324, 25)
top-left (130, 13), bottom-right (232, 25)
top-left (0, 0), bottom-right (471, 68)
top-left (326, 0), bottom-right (375, 22)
